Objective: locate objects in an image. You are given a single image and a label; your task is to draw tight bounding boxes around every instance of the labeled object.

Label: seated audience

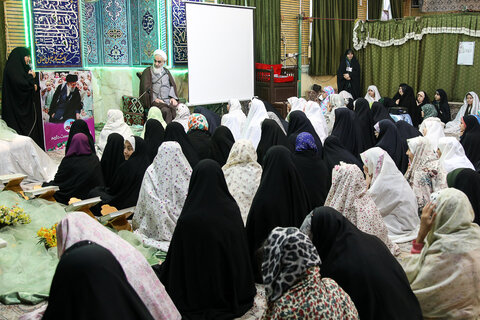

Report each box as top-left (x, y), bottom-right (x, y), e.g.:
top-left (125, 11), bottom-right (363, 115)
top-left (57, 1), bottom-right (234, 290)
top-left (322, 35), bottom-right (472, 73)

top-left (361, 147), bottom-right (419, 242)
top-left (222, 139), bottom-right (262, 225)
top-left (260, 227), bottom-right (359, 320)
top-left (133, 141), bottom-right (192, 246)
top-left (246, 146), bottom-right (310, 281)
top-left (221, 98), bottom-right (246, 141)
top-left (447, 168), bottom-right (480, 224)
top-left (291, 132), bottom-right (330, 209)
top-left (324, 162), bottom-right (399, 255)
top-left (158, 160), bottom-right (256, 319)
top-left (44, 133), bottom-right (104, 204)
top-left (100, 133), bottom-right (125, 188)
top-left (208, 125), bottom-right (234, 166)
top-left (187, 113), bottom-right (211, 160)
top-left (301, 207), bottom-right (422, 320)
top-left (96, 109), bottom-right (132, 157)
top-left (405, 189), bottom-right (480, 318)
top-left (405, 136), bottom-right (447, 210)
top-left (437, 136), bottom-right (475, 173)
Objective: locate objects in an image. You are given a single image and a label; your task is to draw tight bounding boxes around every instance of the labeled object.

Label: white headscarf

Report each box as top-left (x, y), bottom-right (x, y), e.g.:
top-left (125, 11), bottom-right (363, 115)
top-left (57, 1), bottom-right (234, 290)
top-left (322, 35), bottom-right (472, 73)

top-left (126, 135), bottom-right (136, 152)
top-left (153, 49), bottom-right (167, 61)
top-left (438, 137), bottom-right (475, 173)
top-left (222, 139), bottom-right (262, 224)
top-left (97, 109), bottom-right (133, 158)
top-left (325, 94), bottom-right (347, 134)
top-left (241, 98), bottom-right (268, 149)
top-left (173, 103), bottom-right (190, 132)
top-left (304, 101), bottom-right (328, 143)
top-left (364, 85), bottom-right (381, 104)
top-left (133, 141), bottom-right (192, 248)
top-left (339, 90), bottom-right (354, 105)
top-left (419, 117), bottom-right (445, 151)
top-left (445, 91), bottom-right (480, 134)
top-left (405, 136), bottom-right (448, 210)
top-left (287, 97), bottom-right (299, 110)
top-left (361, 147), bottom-right (420, 243)
top-left (325, 162), bottom-right (400, 255)
top-left (404, 188), bottom-right (480, 318)
top-left (221, 98), bottom-right (246, 141)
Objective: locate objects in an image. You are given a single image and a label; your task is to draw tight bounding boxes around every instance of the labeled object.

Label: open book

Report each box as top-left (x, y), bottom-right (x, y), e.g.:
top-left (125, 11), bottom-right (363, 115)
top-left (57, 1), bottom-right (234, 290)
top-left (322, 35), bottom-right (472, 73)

top-left (97, 206), bottom-right (135, 225)
top-left (65, 197), bottom-right (102, 212)
top-left (25, 186), bottom-right (59, 198)
top-left (0, 174), bottom-right (27, 185)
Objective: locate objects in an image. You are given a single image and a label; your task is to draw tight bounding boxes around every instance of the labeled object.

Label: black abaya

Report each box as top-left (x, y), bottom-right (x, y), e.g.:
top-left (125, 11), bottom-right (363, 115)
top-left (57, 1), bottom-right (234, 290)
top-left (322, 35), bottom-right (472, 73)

top-left (395, 120), bottom-right (421, 143)
top-left (65, 119), bottom-right (95, 155)
top-left (43, 241), bottom-right (154, 320)
top-left (371, 101), bottom-right (394, 124)
top-left (45, 153), bottom-right (104, 205)
top-left (375, 119), bottom-right (409, 174)
top-left (322, 135), bottom-right (363, 176)
top-left (144, 118), bottom-right (165, 162)
top-left (1, 47), bottom-right (44, 147)
top-left (336, 49), bottom-right (361, 99)
top-left (256, 119), bottom-right (290, 165)
top-left (100, 133), bottom-right (125, 188)
top-left (331, 107), bottom-right (360, 156)
top-left (246, 146), bottom-right (311, 281)
top-left (188, 129), bottom-right (212, 160)
top-left (394, 84), bottom-right (422, 127)
top-left (286, 111), bottom-right (322, 155)
top-left (447, 168), bottom-right (480, 224)
top-left (104, 136), bottom-right (150, 210)
top-left (194, 106), bottom-right (221, 134)
top-left (159, 159), bottom-right (256, 319)
top-left (460, 115), bottom-right (480, 170)
top-left (163, 122), bottom-right (199, 168)
top-left (309, 207), bottom-right (423, 320)
top-left (433, 89), bottom-right (451, 124)
top-left (208, 125), bottom-right (234, 166)
top-left (292, 149), bottom-right (330, 210)
top-left (353, 98), bottom-right (376, 153)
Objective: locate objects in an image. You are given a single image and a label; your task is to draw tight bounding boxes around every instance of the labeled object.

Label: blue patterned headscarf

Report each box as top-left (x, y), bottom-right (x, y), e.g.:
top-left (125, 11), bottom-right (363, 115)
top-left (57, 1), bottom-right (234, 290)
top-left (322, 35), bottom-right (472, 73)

top-left (295, 132), bottom-right (318, 152)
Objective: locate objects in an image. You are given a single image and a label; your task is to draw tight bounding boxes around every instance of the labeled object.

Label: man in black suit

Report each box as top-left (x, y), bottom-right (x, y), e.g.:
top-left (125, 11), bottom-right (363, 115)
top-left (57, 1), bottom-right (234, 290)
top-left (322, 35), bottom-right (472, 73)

top-left (48, 74), bottom-right (82, 123)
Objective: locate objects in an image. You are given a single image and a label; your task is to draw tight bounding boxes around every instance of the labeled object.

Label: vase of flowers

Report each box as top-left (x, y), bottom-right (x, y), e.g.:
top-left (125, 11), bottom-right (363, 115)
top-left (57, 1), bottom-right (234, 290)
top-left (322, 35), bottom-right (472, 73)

top-left (37, 223), bottom-right (58, 249)
top-left (0, 204), bottom-right (31, 227)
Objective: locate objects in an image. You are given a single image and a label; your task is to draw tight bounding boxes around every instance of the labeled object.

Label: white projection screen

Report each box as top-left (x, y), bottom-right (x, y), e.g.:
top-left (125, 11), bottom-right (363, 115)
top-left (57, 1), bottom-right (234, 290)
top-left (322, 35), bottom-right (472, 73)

top-left (186, 2), bottom-right (254, 105)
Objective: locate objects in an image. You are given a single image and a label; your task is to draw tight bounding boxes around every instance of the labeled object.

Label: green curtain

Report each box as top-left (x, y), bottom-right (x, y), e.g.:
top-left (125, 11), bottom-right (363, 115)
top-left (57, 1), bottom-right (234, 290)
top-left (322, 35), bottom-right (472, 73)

top-left (356, 14), bottom-right (480, 101)
top-left (368, 0), bottom-right (382, 20)
top-left (0, 3), bottom-right (6, 94)
top-left (222, 0), bottom-right (280, 64)
top-left (391, 0), bottom-right (403, 19)
top-left (310, 0), bottom-right (357, 76)
top-left (253, 0), bottom-right (280, 64)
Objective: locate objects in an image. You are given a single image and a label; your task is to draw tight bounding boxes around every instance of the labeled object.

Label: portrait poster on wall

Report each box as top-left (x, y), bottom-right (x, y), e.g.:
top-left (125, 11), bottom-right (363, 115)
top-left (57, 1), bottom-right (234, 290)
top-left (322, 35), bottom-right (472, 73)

top-left (39, 71), bottom-right (95, 151)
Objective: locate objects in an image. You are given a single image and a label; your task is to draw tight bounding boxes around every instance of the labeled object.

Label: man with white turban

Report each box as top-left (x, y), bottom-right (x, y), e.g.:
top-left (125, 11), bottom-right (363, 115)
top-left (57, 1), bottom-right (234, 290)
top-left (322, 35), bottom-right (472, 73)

top-left (139, 49), bottom-right (179, 123)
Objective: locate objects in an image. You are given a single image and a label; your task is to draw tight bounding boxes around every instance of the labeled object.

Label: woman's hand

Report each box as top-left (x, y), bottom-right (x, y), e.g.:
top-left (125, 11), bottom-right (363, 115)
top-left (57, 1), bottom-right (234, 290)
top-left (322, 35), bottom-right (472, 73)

top-left (416, 202), bottom-right (437, 244)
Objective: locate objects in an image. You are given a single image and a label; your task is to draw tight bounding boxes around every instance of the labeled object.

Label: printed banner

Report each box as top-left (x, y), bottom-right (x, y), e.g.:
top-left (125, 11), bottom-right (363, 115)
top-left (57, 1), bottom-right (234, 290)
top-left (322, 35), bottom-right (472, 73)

top-left (31, 0), bottom-right (82, 68)
top-left (39, 71), bottom-right (95, 151)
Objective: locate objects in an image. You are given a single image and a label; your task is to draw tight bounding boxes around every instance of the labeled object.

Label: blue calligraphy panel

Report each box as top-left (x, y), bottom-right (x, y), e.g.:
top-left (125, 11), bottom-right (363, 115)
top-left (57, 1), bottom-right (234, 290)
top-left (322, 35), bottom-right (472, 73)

top-left (32, 0), bottom-right (82, 68)
top-left (84, 2), bottom-right (99, 65)
top-left (139, 0), bottom-right (158, 64)
top-left (172, 0), bottom-right (201, 65)
top-left (102, 0), bottom-right (129, 65)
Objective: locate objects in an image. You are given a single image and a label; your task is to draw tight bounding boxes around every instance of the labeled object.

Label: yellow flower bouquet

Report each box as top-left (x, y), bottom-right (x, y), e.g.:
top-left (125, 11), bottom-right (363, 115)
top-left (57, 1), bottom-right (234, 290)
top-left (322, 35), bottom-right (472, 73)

top-left (37, 223), bottom-right (58, 249)
top-left (0, 204), bottom-right (31, 227)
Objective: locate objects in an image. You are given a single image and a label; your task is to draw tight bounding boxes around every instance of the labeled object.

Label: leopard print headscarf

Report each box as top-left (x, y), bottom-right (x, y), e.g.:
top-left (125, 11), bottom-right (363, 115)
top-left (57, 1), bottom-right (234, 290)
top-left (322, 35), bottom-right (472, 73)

top-left (262, 227), bottom-right (322, 301)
